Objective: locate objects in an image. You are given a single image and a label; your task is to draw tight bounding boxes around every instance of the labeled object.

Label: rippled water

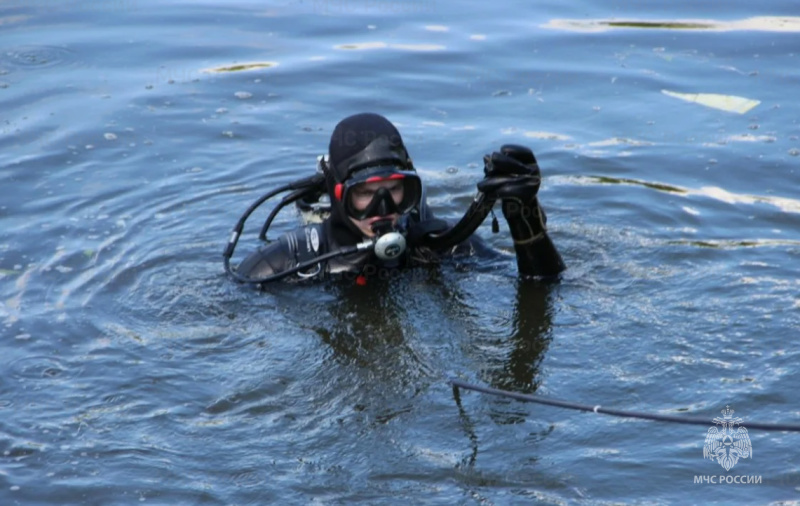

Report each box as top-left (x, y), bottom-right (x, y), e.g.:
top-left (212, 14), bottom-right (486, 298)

top-left (2, 0), bottom-right (800, 504)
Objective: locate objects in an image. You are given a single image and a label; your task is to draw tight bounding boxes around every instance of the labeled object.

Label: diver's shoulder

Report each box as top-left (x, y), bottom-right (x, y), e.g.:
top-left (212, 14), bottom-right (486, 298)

top-left (237, 224), bottom-right (322, 278)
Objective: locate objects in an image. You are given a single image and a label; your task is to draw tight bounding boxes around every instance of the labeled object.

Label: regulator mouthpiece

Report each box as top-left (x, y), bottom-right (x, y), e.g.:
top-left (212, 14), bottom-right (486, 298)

top-left (371, 219), bottom-right (405, 260)
top-left (370, 218), bottom-right (394, 237)
top-left (374, 231), bottom-right (407, 261)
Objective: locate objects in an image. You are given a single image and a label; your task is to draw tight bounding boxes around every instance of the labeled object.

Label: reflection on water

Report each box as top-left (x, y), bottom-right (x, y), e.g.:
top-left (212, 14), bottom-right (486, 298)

top-left (481, 280), bottom-right (557, 394)
top-left (334, 42), bottom-right (446, 51)
top-left (0, 14), bottom-right (30, 27)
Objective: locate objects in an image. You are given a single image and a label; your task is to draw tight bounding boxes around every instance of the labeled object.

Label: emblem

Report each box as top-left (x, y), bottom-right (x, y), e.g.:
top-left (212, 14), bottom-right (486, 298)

top-left (309, 227), bottom-right (319, 253)
top-left (305, 227), bottom-right (320, 253)
top-left (704, 405), bottom-right (752, 471)
top-left (383, 243), bottom-right (401, 258)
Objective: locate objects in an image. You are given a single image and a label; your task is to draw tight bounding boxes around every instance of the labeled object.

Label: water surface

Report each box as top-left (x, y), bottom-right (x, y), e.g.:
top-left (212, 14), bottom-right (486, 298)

top-left (2, 0), bottom-right (800, 504)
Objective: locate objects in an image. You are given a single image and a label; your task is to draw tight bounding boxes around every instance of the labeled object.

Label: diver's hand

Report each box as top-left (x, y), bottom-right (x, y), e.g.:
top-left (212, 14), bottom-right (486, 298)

top-left (479, 145), bottom-right (565, 275)
top-left (477, 145), bottom-right (549, 241)
top-left (484, 145), bottom-right (539, 177)
top-left (477, 145), bottom-right (541, 201)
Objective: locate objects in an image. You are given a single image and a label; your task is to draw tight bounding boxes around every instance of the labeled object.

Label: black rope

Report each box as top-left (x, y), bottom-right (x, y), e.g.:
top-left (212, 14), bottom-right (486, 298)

top-left (450, 379), bottom-right (800, 432)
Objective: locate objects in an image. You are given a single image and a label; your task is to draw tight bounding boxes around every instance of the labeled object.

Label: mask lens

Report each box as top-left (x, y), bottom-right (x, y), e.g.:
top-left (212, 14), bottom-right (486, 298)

top-left (343, 170), bottom-right (421, 220)
top-left (350, 179), bottom-right (404, 212)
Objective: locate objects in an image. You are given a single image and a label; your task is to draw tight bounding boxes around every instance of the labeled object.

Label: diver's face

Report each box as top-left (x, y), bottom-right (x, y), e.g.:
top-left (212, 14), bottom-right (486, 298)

top-left (348, 179), bottom-right (404, 237)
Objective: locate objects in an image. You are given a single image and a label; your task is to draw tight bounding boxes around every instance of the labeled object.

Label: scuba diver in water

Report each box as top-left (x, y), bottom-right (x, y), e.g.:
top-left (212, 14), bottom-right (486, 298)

top-left (223, 112), bottom-right (566, 284)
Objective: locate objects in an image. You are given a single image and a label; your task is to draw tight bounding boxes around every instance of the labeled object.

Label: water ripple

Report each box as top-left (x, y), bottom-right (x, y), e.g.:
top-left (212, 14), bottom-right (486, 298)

top-left (7, 355), bottom-right (80, 381)
top-left (0, 45), bottom-right (81, 71)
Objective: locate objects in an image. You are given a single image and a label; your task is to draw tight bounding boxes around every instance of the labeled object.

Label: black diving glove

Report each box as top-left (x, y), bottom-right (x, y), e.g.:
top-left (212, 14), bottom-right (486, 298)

top-left (479, 144), bottom-right (565, 277)
top-left (478, 145), bottom-right (540, 198)
top-left (477, 145), bottom-right (547, 242)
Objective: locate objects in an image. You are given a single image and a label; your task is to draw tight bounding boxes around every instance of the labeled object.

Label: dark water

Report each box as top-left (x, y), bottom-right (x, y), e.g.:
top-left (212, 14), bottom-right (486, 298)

top-left (2, 0), bottom-right (800, 504)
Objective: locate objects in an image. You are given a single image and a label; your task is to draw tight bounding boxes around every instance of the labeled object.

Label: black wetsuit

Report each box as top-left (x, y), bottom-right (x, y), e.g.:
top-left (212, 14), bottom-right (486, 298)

top-left (235, 112), bottom-right (565, 283)
top-left (236, 195), bottom-right (565, 282)
top-left (237, 194), bottom-right (442, 281)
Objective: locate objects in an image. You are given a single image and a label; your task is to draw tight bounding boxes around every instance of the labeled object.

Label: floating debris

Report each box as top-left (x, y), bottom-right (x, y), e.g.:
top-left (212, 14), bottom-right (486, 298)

top-left (569, 175), bottom-right (800, 214)
top-left (543, 16), bottom-right (800, 33)
top-left (661, 90), bottom-right (760, 114)
top-left (204, 62), bottom-right (277, 73)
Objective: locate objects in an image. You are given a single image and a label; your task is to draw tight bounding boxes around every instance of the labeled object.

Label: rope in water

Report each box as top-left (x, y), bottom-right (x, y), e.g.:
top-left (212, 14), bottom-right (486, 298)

top-left (450, 379), bottom-right (800, 432)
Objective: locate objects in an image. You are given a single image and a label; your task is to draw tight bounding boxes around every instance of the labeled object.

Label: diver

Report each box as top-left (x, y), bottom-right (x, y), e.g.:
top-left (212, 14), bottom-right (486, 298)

top-left (223, 112), bottom-right (566, 284)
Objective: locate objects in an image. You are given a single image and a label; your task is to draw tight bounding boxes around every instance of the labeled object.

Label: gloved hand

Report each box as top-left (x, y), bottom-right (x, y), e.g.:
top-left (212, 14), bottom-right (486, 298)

top-left (477, 145), bottom-right (548, 243)
top-left (477, 145), bottom-right (541, 201)
top-left (485, 144), bottom-right (539, 177)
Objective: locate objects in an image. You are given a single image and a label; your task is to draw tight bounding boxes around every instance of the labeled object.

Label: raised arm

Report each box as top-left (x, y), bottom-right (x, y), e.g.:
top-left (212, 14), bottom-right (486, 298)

top-left (478, 145), bottom-right (566, 279)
